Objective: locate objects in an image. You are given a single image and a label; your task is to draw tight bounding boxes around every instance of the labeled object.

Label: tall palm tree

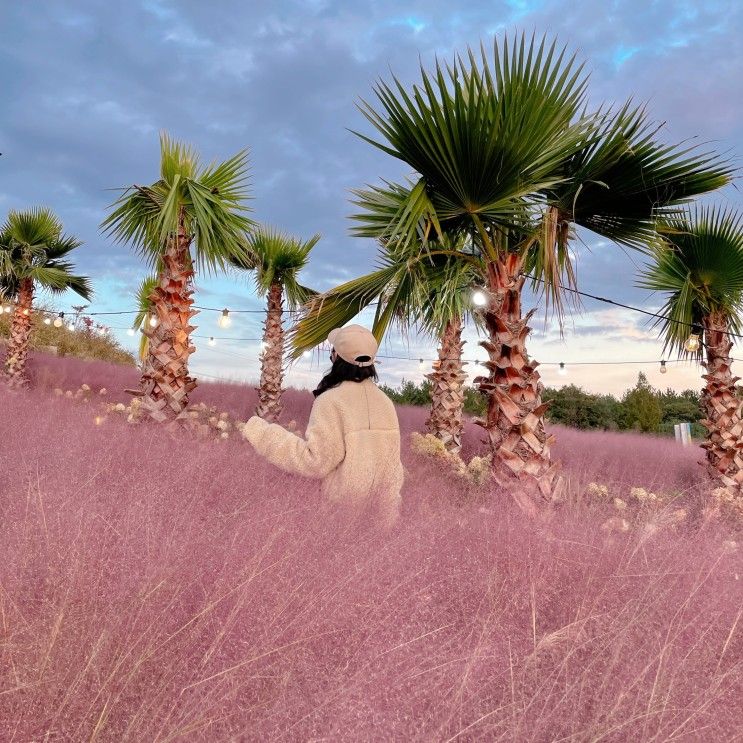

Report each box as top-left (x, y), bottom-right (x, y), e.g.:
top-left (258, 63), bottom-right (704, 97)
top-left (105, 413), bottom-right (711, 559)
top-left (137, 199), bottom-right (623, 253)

top-left (293, 232), bottom-right (481, 453)
top-left (640, 207), bottom-right (743, 495)
top-left (0, 208), bottom-right (91, 388)
top-left (351, 32), bottom-right (731, 509)
top-left (102, 133), bottom-right (253, 421)
top-left (229, 226), bottom-right (317, 422)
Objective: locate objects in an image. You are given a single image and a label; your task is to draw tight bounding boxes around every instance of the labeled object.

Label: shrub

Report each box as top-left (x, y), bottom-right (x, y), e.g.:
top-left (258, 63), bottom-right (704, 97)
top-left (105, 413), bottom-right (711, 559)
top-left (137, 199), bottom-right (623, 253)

top-left (0, 310), bottom-right (135, 366)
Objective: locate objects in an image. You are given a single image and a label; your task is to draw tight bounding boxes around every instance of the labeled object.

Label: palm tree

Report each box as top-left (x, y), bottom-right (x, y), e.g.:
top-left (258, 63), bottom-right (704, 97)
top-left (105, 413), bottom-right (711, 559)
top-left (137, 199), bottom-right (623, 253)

top-left (640, 206), bottom-right (743, 495)
top-left (102, 133), bottom-right (253, 421)
top-left (421, 255), bottom-right (482, 453)
top-left (132, 275), bottom-right (158, 364)
top-left (229, 226), bottom-right (317, 422)
top-left (351, 32), bottom-right (732, 509)
top-left (0, 208), bottom-right (91, 388)
top-left (293, 232), bottom-right (480, 453)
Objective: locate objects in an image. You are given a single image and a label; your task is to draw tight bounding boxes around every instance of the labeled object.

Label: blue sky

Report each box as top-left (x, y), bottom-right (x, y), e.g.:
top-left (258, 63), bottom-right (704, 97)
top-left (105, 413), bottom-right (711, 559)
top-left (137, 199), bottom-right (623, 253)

top-left (1, 0), bottom-right (741, 394)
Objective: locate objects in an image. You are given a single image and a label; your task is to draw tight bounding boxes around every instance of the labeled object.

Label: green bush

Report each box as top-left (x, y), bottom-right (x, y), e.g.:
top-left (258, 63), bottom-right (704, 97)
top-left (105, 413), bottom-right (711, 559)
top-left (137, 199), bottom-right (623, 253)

top-left (381, 372), bottom-right (706, 437)
top-left (381, 379), bottom-right (489, 417)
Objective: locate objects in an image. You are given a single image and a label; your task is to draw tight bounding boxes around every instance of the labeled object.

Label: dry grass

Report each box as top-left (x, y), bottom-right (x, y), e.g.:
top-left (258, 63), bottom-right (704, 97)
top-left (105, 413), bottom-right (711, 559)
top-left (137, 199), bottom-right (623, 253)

top-left (0, 354), bottom-right (741, 741)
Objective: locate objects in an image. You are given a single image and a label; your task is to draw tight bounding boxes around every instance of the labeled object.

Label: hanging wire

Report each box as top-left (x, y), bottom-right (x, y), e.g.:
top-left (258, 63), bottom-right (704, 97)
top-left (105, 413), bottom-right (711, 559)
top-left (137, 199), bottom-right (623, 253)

top-left (3, 286), bottom-right (739, 367)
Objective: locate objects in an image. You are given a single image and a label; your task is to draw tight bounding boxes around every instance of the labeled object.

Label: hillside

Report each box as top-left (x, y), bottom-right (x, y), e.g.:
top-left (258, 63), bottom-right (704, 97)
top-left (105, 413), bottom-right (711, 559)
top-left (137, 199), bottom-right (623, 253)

top-left (0, 312), bottom-right (135, 366)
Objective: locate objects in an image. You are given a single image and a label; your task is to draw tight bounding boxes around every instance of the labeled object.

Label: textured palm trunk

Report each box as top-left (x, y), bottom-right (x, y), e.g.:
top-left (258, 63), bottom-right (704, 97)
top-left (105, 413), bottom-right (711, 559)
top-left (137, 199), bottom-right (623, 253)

top-left (256, 281), bottom-right (285, 422)
top-left (3, 277), bottom-right (34, 389)
top-left (474, 253), bottom-right (562, 514)
top-left (137, 211), bottom-right (197, 422)
top-left (700, 312), bottom-right (743, 495)
top-left (426, 316), bottom-right (467, 454)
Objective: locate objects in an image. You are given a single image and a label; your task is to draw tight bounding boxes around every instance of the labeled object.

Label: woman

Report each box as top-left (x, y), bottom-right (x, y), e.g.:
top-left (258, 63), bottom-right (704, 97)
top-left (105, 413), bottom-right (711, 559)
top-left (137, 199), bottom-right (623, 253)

top-left (241, 324), bottom-right (404, 526)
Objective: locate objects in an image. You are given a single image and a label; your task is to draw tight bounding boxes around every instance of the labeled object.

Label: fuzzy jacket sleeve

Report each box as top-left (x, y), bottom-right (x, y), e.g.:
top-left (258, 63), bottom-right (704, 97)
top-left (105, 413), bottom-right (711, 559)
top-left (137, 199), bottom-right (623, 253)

top-left (241, 394), bottom-right (346, 479)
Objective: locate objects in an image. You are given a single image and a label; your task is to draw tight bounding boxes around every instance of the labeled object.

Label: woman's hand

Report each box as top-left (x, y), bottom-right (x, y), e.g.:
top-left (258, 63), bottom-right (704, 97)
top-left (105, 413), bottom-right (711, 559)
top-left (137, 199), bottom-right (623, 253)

top-left (239, 416), bottom-right (266, 442)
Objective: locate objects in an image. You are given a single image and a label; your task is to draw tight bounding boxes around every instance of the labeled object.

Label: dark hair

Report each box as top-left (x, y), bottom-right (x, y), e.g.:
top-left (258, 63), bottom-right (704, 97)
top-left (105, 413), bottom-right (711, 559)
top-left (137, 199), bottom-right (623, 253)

top-left (313, 356), bottom-right (378, 397)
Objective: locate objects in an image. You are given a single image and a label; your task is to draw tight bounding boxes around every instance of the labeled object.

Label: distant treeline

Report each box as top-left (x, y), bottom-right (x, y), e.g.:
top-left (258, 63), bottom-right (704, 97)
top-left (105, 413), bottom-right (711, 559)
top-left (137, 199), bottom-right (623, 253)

top-left (381, 372), bottom-right (707, 437)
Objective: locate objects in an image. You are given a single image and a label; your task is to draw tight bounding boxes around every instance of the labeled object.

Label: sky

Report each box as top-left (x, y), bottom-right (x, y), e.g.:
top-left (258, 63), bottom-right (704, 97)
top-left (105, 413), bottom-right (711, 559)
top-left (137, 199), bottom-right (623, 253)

top-left (1, 0), bottom-right (741, 395)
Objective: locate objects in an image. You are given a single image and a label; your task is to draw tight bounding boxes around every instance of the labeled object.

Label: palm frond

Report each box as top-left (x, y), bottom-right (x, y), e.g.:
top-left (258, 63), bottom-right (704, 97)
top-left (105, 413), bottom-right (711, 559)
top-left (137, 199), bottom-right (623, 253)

top-left (289, 233), bottom-right (485, 358)
top-left (354, 31), bottom-right (591, 248)
top-left (30, 265), bottom-right (92, 298)
top-left (289, 261), bottom-right (404, 357)
top-left (638, 205), bottom-right (743, 358)
top-left (2, 207), bottom-right (63, 247)
top-left (545, 101), bottom-right (733, 248)
top-left (133, 275), bottom-right (158, 331)
top-left (101, 132), bottom-right (254, 272)
top-left (229, 225), bottom-right (319, 304)
top-left (0, 207), bottom-right (89, 298)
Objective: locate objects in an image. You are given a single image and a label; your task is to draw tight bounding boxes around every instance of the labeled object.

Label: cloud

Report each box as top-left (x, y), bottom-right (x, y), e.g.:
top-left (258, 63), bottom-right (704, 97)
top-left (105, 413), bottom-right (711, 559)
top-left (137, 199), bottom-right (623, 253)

top-left (1, 0), bottom-right (740, 390)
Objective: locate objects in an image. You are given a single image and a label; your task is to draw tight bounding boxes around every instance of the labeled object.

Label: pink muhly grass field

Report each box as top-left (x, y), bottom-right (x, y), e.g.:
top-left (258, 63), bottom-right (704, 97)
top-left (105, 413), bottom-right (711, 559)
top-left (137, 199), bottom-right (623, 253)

top-left (1, 356), bottom-right (742, 741)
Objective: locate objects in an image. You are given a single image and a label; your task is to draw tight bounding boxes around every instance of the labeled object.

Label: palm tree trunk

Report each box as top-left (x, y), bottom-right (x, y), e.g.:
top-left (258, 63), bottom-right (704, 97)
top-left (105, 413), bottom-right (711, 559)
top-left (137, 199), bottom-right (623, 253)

top-left (475, 252), bottom-right (562, 514)
top-left (256, 281), bottom-right (285, 422)
top-left (138, 211), bottom-right (197, 422)
top-left (3, 277), bottom-right (34, 389)
top-left (700, 312), bottom-right (743, 494)
top-left (426, 316), bottom-right (467, 454)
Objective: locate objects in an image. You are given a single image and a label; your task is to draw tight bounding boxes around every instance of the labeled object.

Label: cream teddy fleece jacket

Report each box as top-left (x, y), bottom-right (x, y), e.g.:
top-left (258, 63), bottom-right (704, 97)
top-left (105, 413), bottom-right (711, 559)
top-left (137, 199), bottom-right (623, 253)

top-left (241, 379), bottom-right (404, 523)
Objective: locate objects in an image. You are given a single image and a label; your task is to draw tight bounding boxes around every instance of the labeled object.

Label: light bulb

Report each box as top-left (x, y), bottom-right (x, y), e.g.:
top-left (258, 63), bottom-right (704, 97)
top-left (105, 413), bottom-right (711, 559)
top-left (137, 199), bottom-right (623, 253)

top-left (22, 308), bottom-right (30, 316)
top-left (218, 309), bottom-right (231, 328)
top-left (67, 322), bottom-right (75, 331)
top-left (558, 362), bottom-right (567, 376)
top-left (418, 358), bottom-right (425, 371)
top-left (471, 289), bottom-right (488, 307)
top-left (660, 360), bottom-right (667, 374)
top-left (208, 337), bottom-right (216, 346)
top-left (127, 328), bottom-right (135, 336)
top-left (43, 317), bottom-right (51, 325)
top-left (3, 305), bottom-right (11, 314)
top-left (54, 313), bottom-right (64, 328)
top-left (148, 315), bottom-right (158, 328)
top-left (684, 333), bottom-right (700, 353)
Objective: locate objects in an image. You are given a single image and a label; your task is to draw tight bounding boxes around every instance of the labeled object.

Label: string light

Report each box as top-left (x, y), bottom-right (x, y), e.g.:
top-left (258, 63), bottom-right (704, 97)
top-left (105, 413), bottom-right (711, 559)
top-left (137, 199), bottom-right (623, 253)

top-left (29, 282), bottom-right (743, 378)
top-left (684, 333), bottom-right (701, 353)
top-left (2, 305), bottom-right (11, 314)
top-left (218, 309), bottom-right (231, 328)
top-left (67, 322), bottom-right (75, 331)
top-left (22, 308), bottom-right (30, 316)
top-left (471, 289), bottom-right (488, 307)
